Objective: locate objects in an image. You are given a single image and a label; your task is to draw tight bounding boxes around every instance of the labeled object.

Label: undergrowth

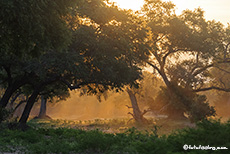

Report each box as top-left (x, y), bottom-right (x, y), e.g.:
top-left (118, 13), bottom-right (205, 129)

top-left (0, 119), bottom-right (229, 153)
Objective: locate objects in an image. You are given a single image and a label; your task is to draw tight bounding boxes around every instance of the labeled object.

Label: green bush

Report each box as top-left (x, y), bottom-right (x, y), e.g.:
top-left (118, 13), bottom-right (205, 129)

top-left (0, 119), bottom-right (229, 153)
top-left (167, 119), bottom-right (230, 154)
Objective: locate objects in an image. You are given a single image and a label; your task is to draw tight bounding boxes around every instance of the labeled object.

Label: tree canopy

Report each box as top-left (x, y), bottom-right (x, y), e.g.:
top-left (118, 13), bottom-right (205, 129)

top-left (0, 0), bottom-right (149, 127)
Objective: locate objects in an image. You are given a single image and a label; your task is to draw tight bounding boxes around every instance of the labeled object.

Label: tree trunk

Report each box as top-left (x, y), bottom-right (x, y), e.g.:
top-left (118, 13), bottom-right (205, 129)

top-left (157, 69), bottom-right (188, 120)
top-left (0, 79), bottom-right (28, 108)
top-left (159, 68), bottom-right (171, 89)
top-left (38, 96), bottom-right (48, 119)
top-left (9, 91), bottom-right (22, 109)
top-left (0, 86), bottom-right (16, 108)
top-left (13, 99), bottom-right (27, 113)
top-left (18, 89), bottom-right (40, 130)
top-left (126, 88), bottom-right (148, 124)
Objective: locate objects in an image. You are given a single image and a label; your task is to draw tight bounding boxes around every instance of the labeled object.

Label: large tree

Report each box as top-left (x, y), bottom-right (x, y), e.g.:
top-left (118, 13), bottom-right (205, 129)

top-left (0, 0), bottom-right (149, 128)
top-left (140, 0), bottom-right (230, 121)
top-left (0, 0), bottom-right (76, 108)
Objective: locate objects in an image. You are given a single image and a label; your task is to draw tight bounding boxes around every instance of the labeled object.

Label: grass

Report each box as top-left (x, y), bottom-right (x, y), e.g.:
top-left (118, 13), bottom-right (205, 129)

top-left (0, 119), bottom-right (229, 153)
top-left (26, 117), bottom-right (195, 135)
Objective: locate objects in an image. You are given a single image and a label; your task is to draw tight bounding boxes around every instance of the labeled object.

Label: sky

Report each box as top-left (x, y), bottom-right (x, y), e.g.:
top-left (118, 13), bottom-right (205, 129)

top-left (112, 0), bottom-right (230, 26)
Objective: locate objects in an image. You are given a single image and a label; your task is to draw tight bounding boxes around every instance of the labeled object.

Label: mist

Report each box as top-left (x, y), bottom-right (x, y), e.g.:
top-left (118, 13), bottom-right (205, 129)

top-left (33, 84), bottom-right (230, 122)
top-left (46, 91), bottom-right (133, 120)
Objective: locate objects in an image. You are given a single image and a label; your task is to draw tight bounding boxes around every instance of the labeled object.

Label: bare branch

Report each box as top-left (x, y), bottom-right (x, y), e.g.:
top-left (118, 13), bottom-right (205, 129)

top-left (215, 66), bottom-right (230, 74)
top-left (141, 108), bottom-right (151, 116)
top-left (194, 86), bottom-right (230, 92)
top-left (128, 112), bottom-right (134, 117)
top-left (127, 118), bottom-right (134, 123)
top-left (192, 63), bottom-right (214, 76)
top-left (147, 61), bottom-right (161, 75)
top-left (162, 48), bottom-right (177, 66)
top-left (162, 48), bottom-right (193, 65)
top-left (219, 78), bottom-right (226, 89)
top-left (192, 60), bottom-right (230, 77)
top-left (125, 105), bottom-right (133, 109)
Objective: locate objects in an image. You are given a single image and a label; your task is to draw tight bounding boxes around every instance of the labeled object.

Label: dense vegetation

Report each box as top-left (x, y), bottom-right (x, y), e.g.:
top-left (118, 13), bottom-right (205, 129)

top-left (0, 119), bottom-right (229, 153)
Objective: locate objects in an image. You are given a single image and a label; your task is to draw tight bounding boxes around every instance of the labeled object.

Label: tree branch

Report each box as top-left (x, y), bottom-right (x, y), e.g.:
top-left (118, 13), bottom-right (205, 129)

top-left (128, 112), bottom-right (134, 117)
top-left (60, 78), bottom-right (98, 90)
top-left (192, 63), bottom-right (214, 76)
top-left (162, 48), bottom-right (177, 66)
top-left (147, 61), bottom-right (161, 75)
top-left (9, 90), bottom-right (23, 106)
top-left (126, 105), bottom-right (133, 109)
top-left (60, 78), bottom-right (81, 90)
top-left (141, 108), bottom-right (151, 116)
top-left (13, 97), bottom-right (28, 113)
top-left (194, 86), bottom-right (230, 92)
top-left (192, 60), bottom-right (230, 77)
top-left (162, 48), bottom-right (192, 66)
top-left (215, 66), bottom-right (230, 74)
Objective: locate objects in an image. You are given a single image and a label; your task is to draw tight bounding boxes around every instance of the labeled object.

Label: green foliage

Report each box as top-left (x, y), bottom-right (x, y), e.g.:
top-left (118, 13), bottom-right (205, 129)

top-left (0, 0), bottom-right (74, 56)
top-left (141, 0), bottom-right (229, 124)
top-left (0, 0), bottom-right (148, 107)
top-left (167, 119), bottom-right (230, 153)
top-left (0, 119), bottom-right (229, 153)
top-left (0, 0), bottom-right (150, 126)
top-left (153, 85), bottom-right (216, 122)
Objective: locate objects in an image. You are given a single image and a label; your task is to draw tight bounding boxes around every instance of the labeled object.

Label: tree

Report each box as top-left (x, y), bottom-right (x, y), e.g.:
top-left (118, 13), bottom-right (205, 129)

top-left (208, 63), bottom-right (230, 118)
top-left (140, 0), bottom-right (230, 121)
top-left (1, 0), bottom-right (149, 128)
top-left (125, 72), bottom-right (162, 124)
top-left (0, 0), bottom-right (76, 108)
top-left (126, 88), bottom-right (149, 124)
top-left (37, 96), bottom-right (48, 119)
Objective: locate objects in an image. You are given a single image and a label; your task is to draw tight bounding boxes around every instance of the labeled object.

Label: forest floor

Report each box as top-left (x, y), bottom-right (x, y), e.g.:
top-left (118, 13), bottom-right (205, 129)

top-left (0, 118), bottom-right (229, 153)
top-left (28, 117), bottom-right (196, 136)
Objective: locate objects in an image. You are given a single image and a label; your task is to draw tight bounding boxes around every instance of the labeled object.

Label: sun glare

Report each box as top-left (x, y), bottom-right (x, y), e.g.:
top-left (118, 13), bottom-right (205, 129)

top-left (111, 0), bottom-right (144, 11)
top-left (112, 0), bottom-right (229, 26)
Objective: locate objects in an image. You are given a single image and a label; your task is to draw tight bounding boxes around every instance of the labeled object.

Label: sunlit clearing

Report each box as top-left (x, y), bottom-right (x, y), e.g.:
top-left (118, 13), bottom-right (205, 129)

top-left (111, 0), bottom-right (144, 10)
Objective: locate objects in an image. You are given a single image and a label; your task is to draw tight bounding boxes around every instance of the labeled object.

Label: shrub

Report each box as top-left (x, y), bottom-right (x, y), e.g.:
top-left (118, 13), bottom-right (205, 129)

top-left (0, 119), bottom-right (229, 153)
